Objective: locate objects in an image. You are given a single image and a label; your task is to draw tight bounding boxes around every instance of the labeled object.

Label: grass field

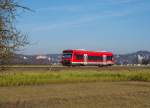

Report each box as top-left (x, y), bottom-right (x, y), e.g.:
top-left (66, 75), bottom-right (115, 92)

top-left (0, 67), bottom-right (150, 86)
top-left (0, 66), bottom-right (150, 108)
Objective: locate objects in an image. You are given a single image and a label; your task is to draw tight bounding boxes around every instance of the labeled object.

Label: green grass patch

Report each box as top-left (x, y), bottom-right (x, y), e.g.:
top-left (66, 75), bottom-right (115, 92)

top-left (0, 69), bottom-right (150, 86)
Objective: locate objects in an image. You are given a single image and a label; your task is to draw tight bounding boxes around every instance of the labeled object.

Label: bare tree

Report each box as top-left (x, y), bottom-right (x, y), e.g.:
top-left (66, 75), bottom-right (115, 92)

top-left (0, 0), bottom-right (30, 69)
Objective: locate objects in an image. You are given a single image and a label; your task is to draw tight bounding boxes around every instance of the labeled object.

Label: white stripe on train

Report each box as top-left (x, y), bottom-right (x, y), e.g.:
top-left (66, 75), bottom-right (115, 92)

top-left (71, 61), bottom-right (113, 65)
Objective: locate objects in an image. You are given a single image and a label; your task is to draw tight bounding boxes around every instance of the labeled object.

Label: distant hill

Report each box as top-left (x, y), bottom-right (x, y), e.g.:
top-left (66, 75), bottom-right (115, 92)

top-left (115, 51), bottom-right (150, 65)
top-left (8, 51), bottom-right (150, 65)
top-left (10, 54), bottom-right (62, 65)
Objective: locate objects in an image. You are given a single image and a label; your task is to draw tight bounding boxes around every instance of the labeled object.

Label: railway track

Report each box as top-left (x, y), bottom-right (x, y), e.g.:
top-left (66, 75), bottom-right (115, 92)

top-left (1, 65), bottom-right (150, 71)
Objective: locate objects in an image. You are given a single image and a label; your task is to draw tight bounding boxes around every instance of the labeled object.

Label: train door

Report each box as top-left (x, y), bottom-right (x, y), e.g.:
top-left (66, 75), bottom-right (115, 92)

top-left (103, 55), bottom-right (107, 65)
top-left (84, 54), bottom-right (88, 65)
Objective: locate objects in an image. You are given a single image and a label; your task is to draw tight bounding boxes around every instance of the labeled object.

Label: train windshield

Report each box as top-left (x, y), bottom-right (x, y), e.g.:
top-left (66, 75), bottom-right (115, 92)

top-left (63, 53), bottom-right (72, 58)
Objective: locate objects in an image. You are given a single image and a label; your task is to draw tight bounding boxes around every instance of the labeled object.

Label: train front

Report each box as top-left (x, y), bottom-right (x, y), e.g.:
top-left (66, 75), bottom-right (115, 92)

top-left (62, 50), bottom-right (73, 66)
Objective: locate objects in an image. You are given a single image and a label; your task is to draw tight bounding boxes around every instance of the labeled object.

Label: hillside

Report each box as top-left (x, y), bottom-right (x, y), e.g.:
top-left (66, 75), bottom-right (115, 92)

top-left (7, 51), bottom-right (150, 65)
top-left (115, 51), bottom-right (150, 65)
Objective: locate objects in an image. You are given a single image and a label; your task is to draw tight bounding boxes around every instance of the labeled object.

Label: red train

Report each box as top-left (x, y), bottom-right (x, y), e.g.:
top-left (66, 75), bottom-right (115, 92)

top-left (62, 49), bottom-right (114, 66)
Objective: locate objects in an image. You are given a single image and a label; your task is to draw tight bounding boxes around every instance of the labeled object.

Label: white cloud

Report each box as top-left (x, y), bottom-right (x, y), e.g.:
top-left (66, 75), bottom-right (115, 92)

top-left (36, 0), bottom-right (142, 12)
top-left (31, 10), bottom-right (132, 32)
top-left (24, 0), bottom-right (149, 32)
top-left (37, 5), bottom-right (85, 12)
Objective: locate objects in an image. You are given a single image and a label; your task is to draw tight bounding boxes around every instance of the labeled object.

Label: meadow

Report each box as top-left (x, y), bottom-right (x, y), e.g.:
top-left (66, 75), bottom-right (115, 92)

top-left (0, 66), bottom-right (150, 108)
top-left (0, 67), bottom-right (150, 86)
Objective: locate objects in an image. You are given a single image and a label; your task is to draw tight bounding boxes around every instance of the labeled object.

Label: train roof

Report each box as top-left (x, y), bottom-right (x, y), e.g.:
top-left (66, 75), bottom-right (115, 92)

top-left (63, 49), bottom-right (113, 55)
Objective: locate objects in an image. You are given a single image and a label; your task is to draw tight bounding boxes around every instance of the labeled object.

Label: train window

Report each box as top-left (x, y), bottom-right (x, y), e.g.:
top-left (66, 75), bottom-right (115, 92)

top-left (88, 56), bottom-right (102, 61)
top-left (107, 56), bottom-right (112, 60)
top-left (97, 56), bottom-right (103, 60)
top-left (88, 56), bottom-right (93, 60)
top-left (63, 54), bottom-right (72, 58)
top-left (76, 54), bottom-right (83, 60)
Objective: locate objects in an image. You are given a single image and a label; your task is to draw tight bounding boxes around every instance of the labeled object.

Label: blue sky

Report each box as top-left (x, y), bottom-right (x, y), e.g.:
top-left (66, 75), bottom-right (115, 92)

top-left (17, 0), bottom-right (150, 54)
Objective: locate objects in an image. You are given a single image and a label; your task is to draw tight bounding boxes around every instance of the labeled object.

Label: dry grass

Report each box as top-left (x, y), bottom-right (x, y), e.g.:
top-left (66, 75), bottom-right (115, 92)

top-left (0, 81), bottom-right (150, 108)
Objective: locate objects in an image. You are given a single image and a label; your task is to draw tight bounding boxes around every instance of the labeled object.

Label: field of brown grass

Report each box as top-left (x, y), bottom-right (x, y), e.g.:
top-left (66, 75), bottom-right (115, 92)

top-left (0, 81), bottom-right (150, 108)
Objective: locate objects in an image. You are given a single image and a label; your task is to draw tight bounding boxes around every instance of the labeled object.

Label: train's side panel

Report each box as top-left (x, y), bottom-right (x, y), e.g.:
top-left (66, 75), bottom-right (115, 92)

top-left (101, 52), bottom-right (114, 65)
top-left (72, 50), bottom-right (114, 66)
top-left (72, 50), bottom-right (85, 65)
top-left (85, 52), bottom-right (102, 65)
